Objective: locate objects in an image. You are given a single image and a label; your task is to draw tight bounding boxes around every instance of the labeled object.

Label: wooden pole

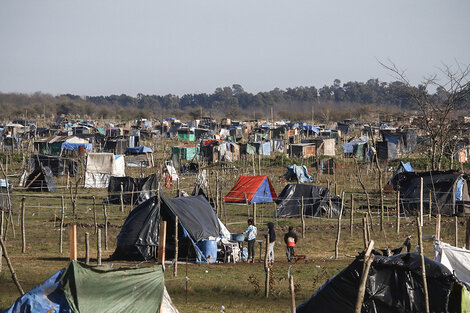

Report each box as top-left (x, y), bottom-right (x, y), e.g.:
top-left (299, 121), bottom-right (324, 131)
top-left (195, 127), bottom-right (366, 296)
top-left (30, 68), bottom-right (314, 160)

top-left (252, 154), bottom-right (255, 176)
top-left (59, 196), bottom-right (65, 254)
top-left (455, 216), bottom-right (458, 247)
top-left (428, 190), bottom-right (432, 221)
top-left (350, 194), bottom-right (354, 236)
top-left (396, 190), bottom-right (400, 234)
top-left (215, 173), bottom-right (219, 217)
top-left (0, 238), bottom-right (24, 295)
top-left (355, 254), bottom-right (374, 313)
top-left (85, 232), bottom-right (90, 265)
top-left (289, 275), bottom-right (296, 313)
top-left (436, 214), bottom-right (441, 241)
top-left (417, 215), bottom-right (430, 313)
top-left (420, 177), bottom-right (423, 227)
top-left (264, 233), bottom-right (270, 298)
top-left (70, 224), bottom-right (77, 261)
top-left (362, 216), bottom-right (368, 249)
top-left (103, 204), bottom-right (108, 250)
top-left (21, 197), bottom-right (26, 253)
top-left (301, 196), bottom-right (305, 239)
top-left (335, 193), bottom-right (344, 259)
top-left (253, 203), bottom-right (257, 225)
top-left (174, 216), bottom-right (178, 277)
top-left (120, 184), bottom-right (124, 212)
top-left (158, 221), bottom-right (167, 264)
top-left (97, 229), bottom-right (102, 265)
top-left (177, 178), bottom-right (180, 197)
top-left (93, 196), bottom-right (97, 234)
top-left (258, 154), bottom-right (261, 176)
top-left (465, 217), bottom-right (470, 250)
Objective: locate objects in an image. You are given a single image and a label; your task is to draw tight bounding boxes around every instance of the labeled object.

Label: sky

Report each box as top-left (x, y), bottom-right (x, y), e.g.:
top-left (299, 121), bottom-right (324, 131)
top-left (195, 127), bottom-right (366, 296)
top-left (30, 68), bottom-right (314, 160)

top-left (0, 0), bottom-right (469, 96)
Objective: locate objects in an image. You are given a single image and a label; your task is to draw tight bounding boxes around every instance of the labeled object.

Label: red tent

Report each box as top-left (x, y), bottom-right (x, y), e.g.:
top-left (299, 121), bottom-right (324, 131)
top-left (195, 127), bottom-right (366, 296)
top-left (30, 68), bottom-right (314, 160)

top-left (224, 175), bottom-right (277, 204)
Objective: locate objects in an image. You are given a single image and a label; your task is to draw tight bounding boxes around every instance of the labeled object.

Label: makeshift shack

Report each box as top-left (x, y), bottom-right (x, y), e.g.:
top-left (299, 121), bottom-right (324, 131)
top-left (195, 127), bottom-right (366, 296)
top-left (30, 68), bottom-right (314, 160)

top-left (171, 144), bottom-right (199, 169)
top-left (124, 146), bottom-right (154, 168)
top-left (377, 141), bottom-right (398, 161)
top-left (84, 153), bottom-right (125, 188)
top-left (107, 174), bottom-right (158, 205)
top-left (27, 154), bottom-right (78, 177)
top-left (275, 184), bottom-right (339, 217)
top-left (289, 143), bottom-right (316, 158)
top-left (2, 261), bottom-right (178, 313)
top-left (224, 175), bottom-right (277, 204)
top-left (25, 166), bottom-right (57, 192)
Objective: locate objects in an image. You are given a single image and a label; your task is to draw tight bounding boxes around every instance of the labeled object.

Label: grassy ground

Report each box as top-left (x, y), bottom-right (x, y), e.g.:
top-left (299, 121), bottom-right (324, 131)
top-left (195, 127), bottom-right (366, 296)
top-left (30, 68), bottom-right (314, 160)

top-left (0, 147), bottom-right (467, 312)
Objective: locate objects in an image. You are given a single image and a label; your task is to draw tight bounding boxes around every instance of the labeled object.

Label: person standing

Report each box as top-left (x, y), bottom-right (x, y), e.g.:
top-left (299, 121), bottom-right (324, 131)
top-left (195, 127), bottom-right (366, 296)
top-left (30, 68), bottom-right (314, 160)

top-left (266, 222), bottom-right (276, 264)
top-left (284, 226), bottom-right (298, 262)
top-left (244, 218), bottom-right (257, 263)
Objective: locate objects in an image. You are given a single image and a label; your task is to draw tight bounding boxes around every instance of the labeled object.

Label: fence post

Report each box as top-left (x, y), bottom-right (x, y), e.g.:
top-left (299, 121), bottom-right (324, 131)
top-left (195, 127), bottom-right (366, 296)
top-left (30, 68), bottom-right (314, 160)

top-left (70, 224), bottom-right (77, 261)
top-left (301, 196), bottom-right (305, 239)
top-left (21, 197), bottom-right (26, 253)
top-left (103, 204), bottom-right (108, 250)
top-left (85, 232), bottom-right (90, 265)
top-left (97, 229), bottom-right (102, 266)
top-left (174, 216), bottom-right (178, 277)
top-left (350, 194), bottom-right (354, 236)
top-left (59, 196), bottom-right (65, 254)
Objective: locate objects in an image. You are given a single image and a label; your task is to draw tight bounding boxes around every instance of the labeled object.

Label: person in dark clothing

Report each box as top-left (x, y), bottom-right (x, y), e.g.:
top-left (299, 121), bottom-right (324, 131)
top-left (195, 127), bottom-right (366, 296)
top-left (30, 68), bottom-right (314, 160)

top-left (266, 222), bottom-right (276, 263)
top-left (244, 218), bottom-right (257, 263)
top-left (284, 226), bottom-right (298, 262)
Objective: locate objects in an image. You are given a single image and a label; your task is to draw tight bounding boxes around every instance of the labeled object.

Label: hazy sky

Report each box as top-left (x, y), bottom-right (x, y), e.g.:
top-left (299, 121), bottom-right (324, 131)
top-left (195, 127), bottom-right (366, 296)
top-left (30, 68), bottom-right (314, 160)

top-left (1, 1), bottom-right (469, 96)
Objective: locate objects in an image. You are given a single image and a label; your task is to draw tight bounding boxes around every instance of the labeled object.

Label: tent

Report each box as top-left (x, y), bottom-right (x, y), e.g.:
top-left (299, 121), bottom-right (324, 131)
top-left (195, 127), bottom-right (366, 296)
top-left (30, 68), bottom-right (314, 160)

top-left (25, 166), bottom-right (57, 192)
top-left (84, 153), bottom-right (125, 188)
top-left (275, 184), bottom-right (340, 217)
top-left (107, 174), bottom-right (158, 205)
top-left (111, 195), bottom-right (226, 263)
top-left (2, 261), bottom-right (178, 313)
top-left (393, 171), bottom-right (470, 216)
top-left (224, 175), bottom-right (277, 204)
top-left (297, 253), bottom-right (468, 313)
top-left (283, 164), bottom-right (313, 183)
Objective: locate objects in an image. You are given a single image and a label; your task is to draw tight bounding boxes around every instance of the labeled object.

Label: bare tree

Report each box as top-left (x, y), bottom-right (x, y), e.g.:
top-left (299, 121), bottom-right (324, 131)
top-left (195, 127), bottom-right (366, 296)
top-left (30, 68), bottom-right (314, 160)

top-left (380, 61), bottom-right (470, 170)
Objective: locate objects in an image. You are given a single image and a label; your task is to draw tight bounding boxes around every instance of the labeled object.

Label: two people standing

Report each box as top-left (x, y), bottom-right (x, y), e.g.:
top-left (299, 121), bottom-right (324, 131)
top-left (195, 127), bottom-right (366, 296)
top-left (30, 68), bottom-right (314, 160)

top-left (244, 220), bottom-right (277, 264)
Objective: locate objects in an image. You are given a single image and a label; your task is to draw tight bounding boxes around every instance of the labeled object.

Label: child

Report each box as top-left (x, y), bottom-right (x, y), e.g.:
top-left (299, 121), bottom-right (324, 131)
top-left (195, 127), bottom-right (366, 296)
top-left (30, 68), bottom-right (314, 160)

top-left (284, 226), bottom-right (298, 262)
top-left (267, 222), bottom-right (276, 264)
top-left (244, 218), bottom-right (257, 263)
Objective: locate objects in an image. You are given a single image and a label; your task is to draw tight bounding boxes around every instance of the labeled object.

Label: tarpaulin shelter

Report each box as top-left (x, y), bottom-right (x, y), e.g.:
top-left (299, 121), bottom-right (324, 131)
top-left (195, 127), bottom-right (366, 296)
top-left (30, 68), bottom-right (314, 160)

top-left (297, 253), bottom-right (468, 313)
top-left (284, 164), bottom-right (313, 183)
top-left (377, 141), bottom-right (398, 161)
top-left (27, 154), bottom-right (78, 177)
top-left (1, 261), bottom-right (178, 313)
top-left (84, 153), bottom-right (125, 188)
top-left (111, 195), bottom-right (226, 263)
top-left (435, 241), bottom-right (470, 289)
top-left (25, 166), bottom-right (57, 192)
top-left (107, 174), bottom-right (158, 205)
top-left (124, 146), bottom-right (154, 168)
top-left (224, 175), bottom-right (277, 204)
top-left (275, 184), bottom-right (340, 217)
top-left (388, 161), bottom-right (414, 185)
top-left (393, 171), bottom-right (470, 216)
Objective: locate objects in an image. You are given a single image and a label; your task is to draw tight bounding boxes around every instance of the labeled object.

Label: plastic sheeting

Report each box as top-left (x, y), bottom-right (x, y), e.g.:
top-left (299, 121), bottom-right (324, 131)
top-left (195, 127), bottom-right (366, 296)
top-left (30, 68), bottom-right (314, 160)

top-left (27, 155), bottom-right (78, 177)
top-left (25, 166), bottom-right (57, 192)
top-left (284, 164), bottom-right (313, 183)
top-left (275, 184), bottom-right (339, 217)
top-left (435, 241), bottom-right (470, 288)
top-left (84, 153), bottom-right (125, 188)
top-left (125, 146), bottom-right (153, 154)
top-left (297, 253), bottom-right (463, 313)
top-left (107, 174), bottom-right (158, 205)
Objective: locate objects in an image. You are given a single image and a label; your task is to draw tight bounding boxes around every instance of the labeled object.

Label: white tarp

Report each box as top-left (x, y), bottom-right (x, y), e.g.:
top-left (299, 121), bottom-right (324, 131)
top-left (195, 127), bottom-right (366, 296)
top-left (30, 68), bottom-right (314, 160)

top-left (84, 153), bottom-right (125, 188)
top-left (162, 286), bottom-right (179, 313)
top-left (434, 241), bottom-right (470, 287)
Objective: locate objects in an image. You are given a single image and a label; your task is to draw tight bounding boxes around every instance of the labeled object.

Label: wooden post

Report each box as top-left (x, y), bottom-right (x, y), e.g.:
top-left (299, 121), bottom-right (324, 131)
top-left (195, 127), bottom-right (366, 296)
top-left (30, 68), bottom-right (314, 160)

top-left (428, 190), bottom-right (432, 221)
top-left (215, 173), bottom-right (219, 217)
top-left (174, 216), bottom-right (178, 277)
top-left (455, 216), bottom-right (458, 247)
top-left (177, 178), bottom-right (180, 197)
top-left (252, 154), bottom-right (255, 176)
top-left (21, 197), bottom-right (25, 253)
top-left (436, 214), bottom-right (441, 241)
top-left (350, 194), bottom-right (354, 236)
top-left (130, 185), bottom-right (135, 211)
top-left (258, 154), bottom-right (261, 176)
top-left (103, 204), bottom-right (108, 250)
top-left (90, 197), bottom-right (96, 235)
top-left (0, 238), bottom-right (24, 295)
top-left (158, 221), bottom-right (167, 264)
top-left (264, 233), bottom-right (270, 298)
top-left (70, 224), bottom-right (77, 261)
top-left (420, 177), bottom-right (424, 227)
top-left (355, 253), bottom-right (374, 313)
top-left (253, 203), bottom-right (257, 226)
top-left (85, 232), bottom-right (90, 265)
top-left (301, 196), bottom-right (305, 239)
top-left (396, 190), bottom-right (400, 234)
top-left (59, 196), bottom-right (65, 254)
top-left (289, 275), bottom-right (296, 313)
top-left (417, 215), bottom-right (430, 313)
top-left (97, 229), bottom-right (102, 265)
top-left (120, 184), bottom-right (124, 212)
top-left (465, 217), bottom-right (470, 250)
top-left (362, 216), bottom-right (368, 249)
top-left (334, 194), bottom-right (344, 259)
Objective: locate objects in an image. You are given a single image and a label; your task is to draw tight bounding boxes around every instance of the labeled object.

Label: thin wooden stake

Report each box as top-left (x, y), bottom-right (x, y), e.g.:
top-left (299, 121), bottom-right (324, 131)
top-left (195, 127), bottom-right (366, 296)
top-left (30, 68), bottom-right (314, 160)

top-left (103, 204), bottom-right (108, 250)
top-left (355, 254), bottom-right (374, 313)
top-left (158, 221), bottom-right (167, 264)
top-left (455, 216), bottom-right (458, 247)
top-left (420, 177), bottom-right (424, 227)
top-left (21, 197), bottom-right (26, 253)
top-left (289, 275), bottom-right (296, 313)
top-left (428, 190), bottom-right (432, 221)
top-left (253, 203), bottom-right (257, 226)
top-left (97, 229), bottom-right (102, 265)
top-left (350, 194), bottom-right (354, 236)
top-left (301, 196), bottom-right (305, 239)
top-left (396, 190), bottom-right (400, 234)
top-left (0, 237), bottom-right (24, 295)
top-left (120, 184), bottom-right (124, 212)
top-left (417, 215), bottom-right (430, 313)
top-left (334, 193), bottom-right (344, 259)
top-left (85, 232), bottom-right (90, 265)
top-left (264, 233), bottom-right (270, 298)
top-left (59, 196), bottom-right (65, 254)
top-left (70, 224), bottom-right (77, 261)
top-left (362, 216), bottom-right (368, 249)
top-left (174, 216), bottom-right (178, 277)
top-left (465, 217), bottom-right (470, 250)
top-left (436, 214), bottom-right (441, 241)
top-left (92, 196), bottom-right (97, 234)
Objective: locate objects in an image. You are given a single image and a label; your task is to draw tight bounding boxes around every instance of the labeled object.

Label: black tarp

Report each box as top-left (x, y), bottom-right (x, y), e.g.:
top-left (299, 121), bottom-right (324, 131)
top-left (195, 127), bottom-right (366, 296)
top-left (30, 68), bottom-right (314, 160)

top-left (111, 195), bottom-right (222, 261)
top-left (275, 184), bottom-right (340, 217)
top-left (393, 171), bottom-right (470, 216)
top-left (27, 154), bottom-right (78, 177)
top-left (107, 174), bottom-right (158, 205)
top-left (297, 253), bottom-right (462, 313)
top-left (111, 196), bottom-right (160, 260)
top-left (25, 166), bottom-right (57, 192)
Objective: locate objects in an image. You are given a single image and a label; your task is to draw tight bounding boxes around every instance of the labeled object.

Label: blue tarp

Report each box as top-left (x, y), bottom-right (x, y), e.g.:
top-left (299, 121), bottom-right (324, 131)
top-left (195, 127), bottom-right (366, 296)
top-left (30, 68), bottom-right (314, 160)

top-left (456, 179), bottom-right (464, 201)
top-left (61, 142), bottom-right (92, 151)
top-left (125, 146), bottom-right (153, 154)
top-left (2, 269), bottom-right (71, 313)
top-left (302, 125), bottom-right (320, 134)
top-left (284, 164), bottom-right (314, 183)
top-left (251, 177), bottom-right (277, 203)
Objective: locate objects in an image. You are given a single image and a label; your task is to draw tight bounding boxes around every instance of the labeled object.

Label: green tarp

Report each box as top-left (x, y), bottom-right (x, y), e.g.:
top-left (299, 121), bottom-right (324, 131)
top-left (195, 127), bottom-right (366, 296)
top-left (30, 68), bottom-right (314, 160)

top-left (61, 261), bottom-right (164, 313)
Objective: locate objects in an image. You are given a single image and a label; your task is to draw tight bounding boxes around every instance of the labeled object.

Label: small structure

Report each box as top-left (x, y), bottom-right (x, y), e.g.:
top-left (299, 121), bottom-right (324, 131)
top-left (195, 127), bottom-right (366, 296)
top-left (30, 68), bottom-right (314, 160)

top-left (289, 143), bottom-right (316, 158)
top-left (224, 175), bottom-right (277, 204)
top-left (84, 153), bottom-right (125, 188)
top-left (124, 146), bottom-right (154, 168)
